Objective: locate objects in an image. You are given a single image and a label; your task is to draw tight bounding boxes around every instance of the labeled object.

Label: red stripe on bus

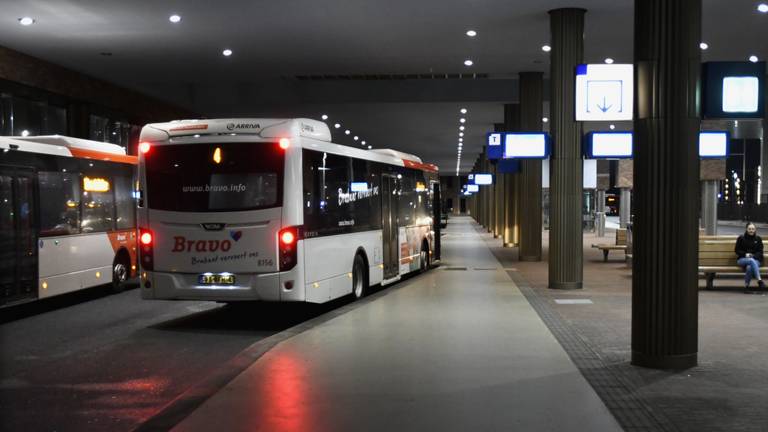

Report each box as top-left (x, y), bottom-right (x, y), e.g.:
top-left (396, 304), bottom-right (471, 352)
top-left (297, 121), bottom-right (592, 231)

top-left (69, 148), bottom-right (138, 165)
top-left (402, 159), bottom-right (439, 173)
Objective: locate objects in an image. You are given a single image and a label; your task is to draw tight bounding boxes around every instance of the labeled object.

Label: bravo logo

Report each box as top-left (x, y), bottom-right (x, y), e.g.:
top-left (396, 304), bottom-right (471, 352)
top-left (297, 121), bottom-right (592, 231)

top-left (171, 231), bottom-right (242, 253)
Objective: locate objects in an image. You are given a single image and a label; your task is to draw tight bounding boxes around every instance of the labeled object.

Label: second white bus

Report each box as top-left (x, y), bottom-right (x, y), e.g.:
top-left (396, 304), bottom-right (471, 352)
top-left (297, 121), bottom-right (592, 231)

top-left (137, 118), bottom-right (441, 303)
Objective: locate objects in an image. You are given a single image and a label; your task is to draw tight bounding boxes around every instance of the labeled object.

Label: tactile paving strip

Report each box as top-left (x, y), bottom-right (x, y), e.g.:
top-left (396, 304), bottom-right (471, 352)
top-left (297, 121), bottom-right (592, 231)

top-left (507, 270), bottom-right (679, 432)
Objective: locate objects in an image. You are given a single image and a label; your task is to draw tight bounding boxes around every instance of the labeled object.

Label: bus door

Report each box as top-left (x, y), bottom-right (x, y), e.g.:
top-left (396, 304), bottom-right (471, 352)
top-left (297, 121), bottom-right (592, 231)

top-left (0, 167), bottom-right (38, 306)
top-left (381, 174), bottom-right (399, 279)
top-left (432, 182), bottom-right (441, 261)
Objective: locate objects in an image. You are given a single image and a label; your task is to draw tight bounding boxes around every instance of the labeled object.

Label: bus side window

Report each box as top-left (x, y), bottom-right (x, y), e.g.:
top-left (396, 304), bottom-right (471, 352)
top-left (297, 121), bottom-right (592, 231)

top-left (81, 175), bottom-right (114, 233)
top-left (39, 171), bottom-right (80, 236)
top-left (114, 175), bottom-right (136, 230)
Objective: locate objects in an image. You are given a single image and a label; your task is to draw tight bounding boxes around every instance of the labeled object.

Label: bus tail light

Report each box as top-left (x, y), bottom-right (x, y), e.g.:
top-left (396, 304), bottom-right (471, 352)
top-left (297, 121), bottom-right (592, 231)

top-left (278, 226), bottom-right (302, 271)
top-left (279, 138), bottom-right (290, 150)
top-left (139, 228), bottom-right (155, 271)
top-left (139, 142), bottom-right (151, 154)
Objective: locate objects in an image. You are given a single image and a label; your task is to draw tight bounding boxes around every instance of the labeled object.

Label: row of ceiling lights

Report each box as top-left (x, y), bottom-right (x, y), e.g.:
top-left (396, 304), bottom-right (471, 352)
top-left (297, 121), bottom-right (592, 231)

top-left (320, 114), bottom-right (371, 149)
top-left (457, 108), bottom-right (467, 175)
top-left (459, 30), bottom-right (476, 172)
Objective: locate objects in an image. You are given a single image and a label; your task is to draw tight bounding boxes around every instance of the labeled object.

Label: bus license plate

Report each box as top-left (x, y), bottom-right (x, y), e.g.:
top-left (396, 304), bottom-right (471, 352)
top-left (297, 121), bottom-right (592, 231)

top-left (198, 273), bottom-right (235, 285)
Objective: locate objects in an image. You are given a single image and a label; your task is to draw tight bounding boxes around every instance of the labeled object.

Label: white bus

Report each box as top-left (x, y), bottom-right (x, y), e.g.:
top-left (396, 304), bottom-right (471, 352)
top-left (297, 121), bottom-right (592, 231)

top-left (137, 118), bottom-right (442, 303)
top-left (0, 135), bottom-right (138, 307)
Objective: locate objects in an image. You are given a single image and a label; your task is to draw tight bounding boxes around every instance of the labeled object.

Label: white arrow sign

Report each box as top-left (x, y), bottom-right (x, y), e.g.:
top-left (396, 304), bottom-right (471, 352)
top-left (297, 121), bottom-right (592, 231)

top-left (576, 64), bottom-right (634, 121)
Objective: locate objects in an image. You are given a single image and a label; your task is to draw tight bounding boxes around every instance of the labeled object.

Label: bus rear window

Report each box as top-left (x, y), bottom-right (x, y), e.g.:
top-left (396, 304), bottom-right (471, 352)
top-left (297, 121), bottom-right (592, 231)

top-left (145, 142), bottom-right (284, 212)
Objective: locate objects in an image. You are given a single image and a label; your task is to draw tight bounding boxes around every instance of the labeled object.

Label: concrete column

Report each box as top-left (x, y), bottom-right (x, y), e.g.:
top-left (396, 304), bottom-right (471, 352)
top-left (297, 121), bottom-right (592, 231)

top-left (702, 180), bottom-right (718, 235)
top-left (494, 161), bottom-right (504, 237)
top-left (632, 0), bottom-right (701, 370)
top-left (619, 188), bottom-right (631, 228)
top-left (504, 104), bottom-right (521, 247)
top-left (547, 9), bottom-right (584, 286)
top-left (518, 72), bottom-right (544, 261)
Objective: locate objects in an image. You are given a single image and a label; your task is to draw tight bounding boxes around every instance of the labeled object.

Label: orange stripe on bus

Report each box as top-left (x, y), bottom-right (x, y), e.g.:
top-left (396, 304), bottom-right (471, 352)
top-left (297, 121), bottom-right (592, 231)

top-left (169, 124), bottom-right (209, 132)
top-left (402, 159), bottom-right (439, 173)
top-left (69, 148), bottom-right (138, 165)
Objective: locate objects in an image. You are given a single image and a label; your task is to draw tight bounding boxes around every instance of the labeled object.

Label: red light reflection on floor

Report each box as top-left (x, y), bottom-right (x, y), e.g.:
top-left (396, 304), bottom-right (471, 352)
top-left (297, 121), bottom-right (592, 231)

top-left (257, 350), bottom-right (310, 432)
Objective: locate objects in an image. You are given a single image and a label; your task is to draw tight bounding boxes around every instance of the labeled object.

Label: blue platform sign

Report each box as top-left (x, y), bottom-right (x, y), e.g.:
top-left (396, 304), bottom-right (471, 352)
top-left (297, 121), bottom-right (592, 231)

top-left (486, 132), bottom-right (504, 159)
top-left (575, 64), bottom-right (634, 121)
top-left (497, 158), bottom-right (520, 174)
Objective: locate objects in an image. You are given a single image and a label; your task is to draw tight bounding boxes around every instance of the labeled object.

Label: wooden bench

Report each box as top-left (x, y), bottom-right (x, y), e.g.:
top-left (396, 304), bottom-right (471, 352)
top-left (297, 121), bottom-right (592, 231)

top-left (592, 228), bottom-right (628, 262)
top-left (699, 236), bottom-right (765, 289)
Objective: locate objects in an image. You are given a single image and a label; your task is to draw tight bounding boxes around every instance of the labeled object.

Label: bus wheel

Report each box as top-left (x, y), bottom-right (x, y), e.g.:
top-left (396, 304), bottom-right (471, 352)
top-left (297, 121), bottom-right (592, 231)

top-left (419, 240), bottom-right (430, 272)
top-left (352, 254), bottom-right (368, 299)
top-left (112, 254), bottom-right (130, 293)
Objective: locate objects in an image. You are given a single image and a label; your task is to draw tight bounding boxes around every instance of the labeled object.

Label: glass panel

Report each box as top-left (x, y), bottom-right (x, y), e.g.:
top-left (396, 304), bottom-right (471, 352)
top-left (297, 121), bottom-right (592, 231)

top-left (16, 176), bottom-right (36, 288)
top-left (114, 175), bottom-right (136, 229)
top-left (0, 175), bottom-right (16, 295)
top-left (81, 175), bottom-right (115, 232)
top-left (39, 171), bottom-right (80, 236)
top-left (145, 142), bottom-right (284, 212)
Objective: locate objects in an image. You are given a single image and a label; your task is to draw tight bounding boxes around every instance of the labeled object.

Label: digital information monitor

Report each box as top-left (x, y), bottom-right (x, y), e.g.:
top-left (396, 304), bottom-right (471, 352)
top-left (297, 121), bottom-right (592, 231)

top-left (702, 61), bottom-right (765, 118)
top-left (466, 184), bottom-right (480, 192)
top-left (584, 131), bottom-right (633, 158)
top-left (472, 174), bottom-right (494, 185)
top-left (503, 133), bottom-right (550, 159)
top-left (699, 131), bottom-right (729, 158)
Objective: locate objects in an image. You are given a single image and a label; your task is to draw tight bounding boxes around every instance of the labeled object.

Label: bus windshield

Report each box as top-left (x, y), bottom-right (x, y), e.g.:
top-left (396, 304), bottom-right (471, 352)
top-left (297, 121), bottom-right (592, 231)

top-left (145, 142), bottom-right (284, 212)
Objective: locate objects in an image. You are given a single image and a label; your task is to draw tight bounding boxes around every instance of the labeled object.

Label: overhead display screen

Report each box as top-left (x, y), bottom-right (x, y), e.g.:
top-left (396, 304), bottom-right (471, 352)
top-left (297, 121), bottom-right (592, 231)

top-left (584, 132), bottom-right (633, 158)
top-left (473, 174), bottom-right (494, 185)
top-left (703, 61), bottom-right (765, 118)
top-left (467, 184), bottom-right (480, 192)
top-left (575, 64), bottom-right (634, 121)
top-left (503, 133), bottom-right (550, 159)
top-left (699, 131), bottom-right (729, 158)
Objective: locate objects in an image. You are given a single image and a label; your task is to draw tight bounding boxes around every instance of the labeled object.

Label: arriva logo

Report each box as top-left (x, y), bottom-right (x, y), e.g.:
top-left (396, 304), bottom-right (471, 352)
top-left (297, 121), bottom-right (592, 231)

top-left (226, 123), bottom-right (261, 131)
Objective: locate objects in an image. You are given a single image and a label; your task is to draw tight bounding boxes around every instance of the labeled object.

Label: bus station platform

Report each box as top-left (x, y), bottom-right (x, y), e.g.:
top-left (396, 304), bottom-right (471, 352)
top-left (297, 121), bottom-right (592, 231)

top-left (158, 217), bottom-right (622, 432)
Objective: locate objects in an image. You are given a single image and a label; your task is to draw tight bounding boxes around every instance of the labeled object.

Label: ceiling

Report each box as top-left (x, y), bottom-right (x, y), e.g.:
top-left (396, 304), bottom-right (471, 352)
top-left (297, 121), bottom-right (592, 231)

top-left (0, 0), bottom-right (765, 173)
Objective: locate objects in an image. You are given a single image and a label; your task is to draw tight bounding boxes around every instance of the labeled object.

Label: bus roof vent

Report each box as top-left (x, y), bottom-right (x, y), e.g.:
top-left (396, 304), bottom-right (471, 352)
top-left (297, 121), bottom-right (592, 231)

top-left (12, 135), bottom-right (127, 155)
top-left (370, 149), bottom-right (423, 163)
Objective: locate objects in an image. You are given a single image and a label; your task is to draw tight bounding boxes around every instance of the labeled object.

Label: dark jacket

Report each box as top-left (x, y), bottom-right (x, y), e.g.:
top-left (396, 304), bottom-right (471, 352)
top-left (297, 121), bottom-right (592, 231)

top-left (736, 233), bottom-right (764, 263)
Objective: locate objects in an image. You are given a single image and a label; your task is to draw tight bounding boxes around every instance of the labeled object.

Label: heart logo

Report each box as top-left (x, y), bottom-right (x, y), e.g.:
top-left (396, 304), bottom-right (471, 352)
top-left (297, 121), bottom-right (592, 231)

top-left (230, 230), bottom-right (242, 242)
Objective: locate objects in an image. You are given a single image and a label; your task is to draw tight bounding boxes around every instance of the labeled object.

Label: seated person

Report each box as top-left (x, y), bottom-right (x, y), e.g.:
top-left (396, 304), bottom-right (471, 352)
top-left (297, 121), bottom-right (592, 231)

top-left (735, 222), bottom-right (765, 291)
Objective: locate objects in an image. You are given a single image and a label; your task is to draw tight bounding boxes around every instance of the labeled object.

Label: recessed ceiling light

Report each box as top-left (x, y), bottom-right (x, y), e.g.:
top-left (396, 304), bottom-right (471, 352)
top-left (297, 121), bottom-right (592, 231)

top-left (169, 14), bottom-right (181, 23)
top-left (459, 126), bottom-right (465, 131)
top-left (749, 55), bottom-right (759, 63)
top-left (321, 114), bottom-right (328, 120)
top-left (222, 49), bottom-right (233, 57)
top-left (604, 58), bottom-right (614, 64)
top-left (459, 137), bottom-right (463, 142)
top-left (542, 45), bottom-right (551, 52)
top-left (334, 123), bottom-right (341, 128)
top-left (464, 59), bottom-right (474, 66)
top-left (699, 42), bottom-right (709, 50)
top-left (353, 136), bottom-right (359, 141)
top-left (542, 117), bottom-right (549, 123)
top-left (460, 108), bottom-right (467, 114)
top-left (18, 17), bottom-right (35, 26)
top-left (459, 132), bottom-right (464, 137)
top-left (459, 118), bottom-right (466, 123)
top-left (609, 124), bottom-right (616, 130)
top-left (345, 130), bottom-right (350, 135)
top-left (758, 3), bottom-right (768, 12)
top-left (361, 141), bottom-right (366, 145)
top-left (466, 30), bottom-right (477, 37)
top-left (368, 146), bottom-right (372, 149)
